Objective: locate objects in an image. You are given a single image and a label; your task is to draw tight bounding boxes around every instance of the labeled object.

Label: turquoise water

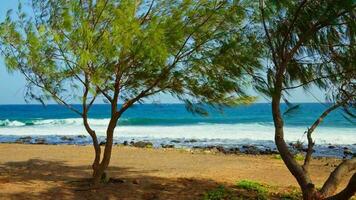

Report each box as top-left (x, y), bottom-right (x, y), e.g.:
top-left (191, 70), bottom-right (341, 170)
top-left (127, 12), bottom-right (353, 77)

top-left (0, 103), bottom-right (355, 157)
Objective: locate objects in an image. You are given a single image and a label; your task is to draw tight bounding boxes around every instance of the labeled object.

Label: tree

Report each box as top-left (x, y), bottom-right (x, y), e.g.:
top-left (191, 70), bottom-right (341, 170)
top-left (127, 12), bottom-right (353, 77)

top-left (0, 0), bottom-right (259, 185)
top-left (254, 0), bottom-right (356, 199)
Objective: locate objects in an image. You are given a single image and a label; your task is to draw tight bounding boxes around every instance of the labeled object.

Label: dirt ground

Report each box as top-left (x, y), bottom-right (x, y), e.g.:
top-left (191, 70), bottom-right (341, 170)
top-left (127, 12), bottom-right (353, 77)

top-left (0, 144), bottom-right (351, 200)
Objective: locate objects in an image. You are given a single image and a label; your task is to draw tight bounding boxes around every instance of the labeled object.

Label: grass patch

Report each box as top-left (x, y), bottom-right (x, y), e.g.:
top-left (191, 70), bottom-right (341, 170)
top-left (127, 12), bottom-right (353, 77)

top-left (279, 189), bottom-right (302, 200)
top-left (236, 180), bottom-right (268, 200)
top-left (273, 154), bottom-right (304, 161)
top-left (294, 153), bottom-right (304, 161)
top-left (203, 185), bottom-right (240, 200)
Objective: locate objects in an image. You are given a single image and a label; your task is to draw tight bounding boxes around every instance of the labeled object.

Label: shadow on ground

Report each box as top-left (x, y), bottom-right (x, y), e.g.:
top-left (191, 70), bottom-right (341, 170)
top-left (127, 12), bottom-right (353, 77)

top-left (0, 159), bottom-right (235, 200)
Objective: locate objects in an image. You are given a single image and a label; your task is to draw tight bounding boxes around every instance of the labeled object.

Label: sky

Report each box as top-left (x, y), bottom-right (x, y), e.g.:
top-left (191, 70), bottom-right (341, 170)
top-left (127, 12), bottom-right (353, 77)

top-left (0, 1), bottom-right (325, 104)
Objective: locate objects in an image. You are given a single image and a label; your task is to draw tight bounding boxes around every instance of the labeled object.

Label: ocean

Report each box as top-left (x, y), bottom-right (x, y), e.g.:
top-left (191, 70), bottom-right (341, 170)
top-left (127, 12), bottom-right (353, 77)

top-left (0, 103), bottom-right (355, 157)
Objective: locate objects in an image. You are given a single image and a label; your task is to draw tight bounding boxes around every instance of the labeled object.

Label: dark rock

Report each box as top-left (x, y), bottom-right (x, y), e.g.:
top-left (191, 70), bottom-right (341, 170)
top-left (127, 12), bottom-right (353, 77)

top-left (60, 136), bottom-right (74, 141)
top-left (261, 148), bottom-right (279, 155)
top-left (328, 145), bottom-right (336, 149)
top-left (100, 141), bottom-right (106, 146)
top-left (242, 145), bottom-right (260, 155)
top-left (132, 141), bottom-right (153, 148)
top-left (123, 141), bottom-right (128, 146)
top-left (132, 179), bottom-right (140, 184)
top-left (344, 149), bottom-right (353, 156)
top-left (34, 138), bottom-right (46, 144)
top-left (343, 147), bottom-right (349, 150)
top-left (226, 147), bottom-right (240, 154)
top-left (77, 135), bottom-right (86, 138)
top-left (15, 136), bottom-right (32, 144)
top-left (170, 140), bottom-right (181, 143)
top-left (184, 139), bottom-right (198, 143)
top-left (161, 144), bottom-right (175, 148)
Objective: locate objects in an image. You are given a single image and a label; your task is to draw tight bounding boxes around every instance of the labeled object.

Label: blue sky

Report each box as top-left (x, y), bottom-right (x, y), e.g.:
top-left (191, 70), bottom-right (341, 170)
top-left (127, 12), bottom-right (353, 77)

top-left (0, 1), bottom-right (325, 104)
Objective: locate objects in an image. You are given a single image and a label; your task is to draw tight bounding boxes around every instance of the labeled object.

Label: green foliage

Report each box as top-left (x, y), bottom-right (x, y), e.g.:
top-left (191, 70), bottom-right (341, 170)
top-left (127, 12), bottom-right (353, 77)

top-left (293, 153), bottom-right (305, 161)
top-left (273, 154), bottom-right (282, 160)
top-left (236, 180), bottom-right (268, 200)
top-left (279, 189), bottom-right (302, 200)
top-left (0, 0), bottom-right (260, 114)
top-left (203, 185), bottom-right (240, 200)
top-left (252, 0), bottom-right (355, 105)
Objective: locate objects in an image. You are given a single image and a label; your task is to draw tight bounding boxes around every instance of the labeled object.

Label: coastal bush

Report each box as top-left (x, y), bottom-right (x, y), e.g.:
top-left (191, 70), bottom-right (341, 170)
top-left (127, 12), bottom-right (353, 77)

top-left (0, 0), bottom-right (259, 185)
top-left (252, 0), bottom-right (356, 199)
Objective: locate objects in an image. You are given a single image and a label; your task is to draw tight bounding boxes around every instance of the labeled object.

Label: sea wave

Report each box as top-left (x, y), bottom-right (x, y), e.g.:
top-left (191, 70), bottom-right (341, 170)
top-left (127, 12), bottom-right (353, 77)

top-left (0, 121), bottom-right (355, 145)
top-left (0, 118), bottom-right (278, 127)
top-left (0, 119), bottom-right (26, 127)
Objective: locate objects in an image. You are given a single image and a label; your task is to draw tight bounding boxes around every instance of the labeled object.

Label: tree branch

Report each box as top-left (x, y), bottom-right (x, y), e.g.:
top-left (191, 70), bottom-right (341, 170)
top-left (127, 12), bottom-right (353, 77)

top-left (321, 158), bottom-right (356, 197)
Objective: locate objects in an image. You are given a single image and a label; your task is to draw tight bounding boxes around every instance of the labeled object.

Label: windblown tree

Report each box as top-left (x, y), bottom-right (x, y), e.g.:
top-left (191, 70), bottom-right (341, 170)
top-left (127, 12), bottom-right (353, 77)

top-left (254, 0), bottom-right (355, 199)
top-left (0, 0), bottom-right (259, 185)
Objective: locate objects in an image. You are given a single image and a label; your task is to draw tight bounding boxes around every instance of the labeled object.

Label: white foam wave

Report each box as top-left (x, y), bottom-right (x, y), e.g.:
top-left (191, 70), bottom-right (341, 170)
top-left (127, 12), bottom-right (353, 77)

top-left (0, 119), bottom-right (26, 127)
top-left (0, 122), bottom-right (355, 145)
top-left (32, 118), bottom-right (110, 126)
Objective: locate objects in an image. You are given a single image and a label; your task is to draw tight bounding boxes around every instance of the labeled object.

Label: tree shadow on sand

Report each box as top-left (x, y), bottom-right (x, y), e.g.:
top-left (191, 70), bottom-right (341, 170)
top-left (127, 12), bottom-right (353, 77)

top-left (0, 159), bottom-right (234, 200)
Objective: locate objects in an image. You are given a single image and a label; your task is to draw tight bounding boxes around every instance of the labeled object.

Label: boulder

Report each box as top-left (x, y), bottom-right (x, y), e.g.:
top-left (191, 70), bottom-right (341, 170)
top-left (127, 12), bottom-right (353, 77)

top-left (132, 141), bottom-right (153, 148)
top-left (34, 138), bottom-right (47, 144)
top-left (15, 136), bottom-right (32, 144)
top-left (161, 144), bottom-right (175, 148)
top-left (60, 136), bottom-right (74, 141)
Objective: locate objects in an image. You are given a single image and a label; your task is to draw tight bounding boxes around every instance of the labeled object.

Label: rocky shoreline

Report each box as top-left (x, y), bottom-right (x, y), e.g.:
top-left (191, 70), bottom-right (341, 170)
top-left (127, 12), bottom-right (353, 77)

top-left (0, 135), bottom-right (355, 158)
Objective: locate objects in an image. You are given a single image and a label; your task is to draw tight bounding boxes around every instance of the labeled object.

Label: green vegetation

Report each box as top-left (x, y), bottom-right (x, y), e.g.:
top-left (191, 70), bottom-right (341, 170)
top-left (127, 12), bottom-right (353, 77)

top-left (236, 180), bottom-right (268, 200)
top-left (0, 0), bottom-right (259, 185)
top-left (203, 186), bottom-right (239, 200)
top-left (280, 189), bottom-right (302, 200)
top-left (254, 0), bottom-right (356, 199)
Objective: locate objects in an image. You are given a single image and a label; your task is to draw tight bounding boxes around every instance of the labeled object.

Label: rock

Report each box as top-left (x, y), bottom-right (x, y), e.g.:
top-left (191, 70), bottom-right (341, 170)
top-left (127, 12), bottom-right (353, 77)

top-left (77, 135), bottom-right (86, 138)
top-left (226, 147), bottom-right (240, 154)
top-left (343, 147), bottom-right (349, 150)
top-left (100, 141), bottom-right (106, 146)
top-left (184, 139), bottom-right (198, 143)
top-left (60, 136), bottom-right (74, 141)
top-left (161, 144), bottom-right (175, 148)
top-left (328, 145), bottom-right (336, 149)
top-left (34, 138), bottom-right (46, 144)
top-left (170, 140), bottom-right (181, 143)
top-left (123, 141), bottom-right (128, 146)
top-left (344, 149), bottom-right (353, 156)
top-left (15, 136), bottom-right (32, 144)
top-left (132, 179), bottom-right (140, 184)
top-left (242, 145), bottom-right (260, 155)
top-left (261, 148), bottom-right (278, 155)
top-left (132, 141), bottom-right (153, 148)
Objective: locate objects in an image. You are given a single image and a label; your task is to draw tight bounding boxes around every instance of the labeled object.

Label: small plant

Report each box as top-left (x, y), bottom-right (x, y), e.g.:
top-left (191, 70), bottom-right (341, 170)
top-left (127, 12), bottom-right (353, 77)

top-left (203, 185), bottom-right (239, 200)
top-left (280, 189), bottom-right (302, 200)
top-left (293, 153), bottom-right (304, 161)
top-left (236, 180), bottom-right (268, 200)
top-left (273, 154), bottom-right (282, 160)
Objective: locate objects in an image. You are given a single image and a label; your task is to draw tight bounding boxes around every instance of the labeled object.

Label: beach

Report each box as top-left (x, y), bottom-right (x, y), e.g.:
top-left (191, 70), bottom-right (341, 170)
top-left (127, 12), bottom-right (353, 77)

top-left (0, 144), bottom-right (350, 200)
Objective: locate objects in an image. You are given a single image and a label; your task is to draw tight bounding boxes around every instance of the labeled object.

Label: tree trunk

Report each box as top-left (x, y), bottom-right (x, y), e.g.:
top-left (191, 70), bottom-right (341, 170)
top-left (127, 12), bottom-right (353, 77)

top-left (321, 158), bottom-right (356, 199)
top-left (271, 70), bottom-right (315, 200)
top-left (83, 116), bottom-right (103, 185)
top-left (325, 173), bottom-right (356, 200)
top-left (92, 118), bottom-right (117, 185)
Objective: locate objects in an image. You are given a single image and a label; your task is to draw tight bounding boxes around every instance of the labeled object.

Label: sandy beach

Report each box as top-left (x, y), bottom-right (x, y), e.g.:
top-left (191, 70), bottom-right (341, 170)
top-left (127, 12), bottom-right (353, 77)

top-left (0, 144), bottom-right (351, 200)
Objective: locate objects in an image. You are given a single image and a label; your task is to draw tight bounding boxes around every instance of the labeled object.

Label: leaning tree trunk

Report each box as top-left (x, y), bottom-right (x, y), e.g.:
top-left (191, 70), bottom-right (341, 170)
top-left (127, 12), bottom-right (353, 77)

top-left (83, 116), bottom-right (102, 181)
top-left (92, 118), bottom-right (117, 185)
top-left (271, 70), bottom-right (317, 200)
